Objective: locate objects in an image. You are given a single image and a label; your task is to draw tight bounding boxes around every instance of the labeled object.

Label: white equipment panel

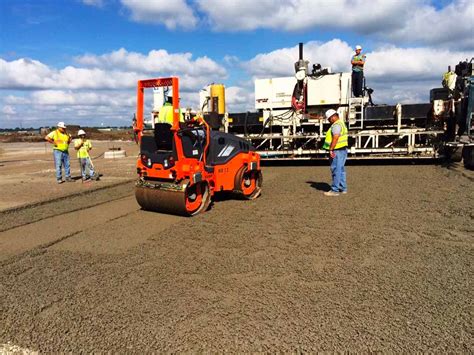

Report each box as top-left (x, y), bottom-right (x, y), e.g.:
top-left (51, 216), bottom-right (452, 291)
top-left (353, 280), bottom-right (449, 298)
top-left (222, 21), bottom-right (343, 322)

top-left (255, 73), bottom-right (352, 110)
top-left (307, 73), bottom-right (351, 106)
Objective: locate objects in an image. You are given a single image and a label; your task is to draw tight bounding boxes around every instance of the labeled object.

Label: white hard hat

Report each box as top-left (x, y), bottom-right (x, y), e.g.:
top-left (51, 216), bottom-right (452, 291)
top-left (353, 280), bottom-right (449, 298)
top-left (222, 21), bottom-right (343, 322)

top-left (355, 45), bottom-right (362, 50)
top-left (325, 109), bottom-right (338, 120)
top-left (57, 121), bottom-right (66, 128)
top-left (77, 129), bottom-right (86, 136)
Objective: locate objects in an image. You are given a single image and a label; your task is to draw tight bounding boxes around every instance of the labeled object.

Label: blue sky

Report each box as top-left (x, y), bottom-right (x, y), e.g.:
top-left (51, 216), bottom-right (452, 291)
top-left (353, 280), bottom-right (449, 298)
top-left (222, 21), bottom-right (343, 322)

top-left (0, 0), bottom-right (473, 128)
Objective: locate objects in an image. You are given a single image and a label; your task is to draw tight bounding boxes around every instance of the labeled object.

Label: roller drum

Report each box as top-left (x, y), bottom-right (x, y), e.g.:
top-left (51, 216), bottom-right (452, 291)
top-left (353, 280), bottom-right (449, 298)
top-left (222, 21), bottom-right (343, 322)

top-left (135, 180), bottom-right (211, 216)
top-left (234, 167), bottom-right (263, 200)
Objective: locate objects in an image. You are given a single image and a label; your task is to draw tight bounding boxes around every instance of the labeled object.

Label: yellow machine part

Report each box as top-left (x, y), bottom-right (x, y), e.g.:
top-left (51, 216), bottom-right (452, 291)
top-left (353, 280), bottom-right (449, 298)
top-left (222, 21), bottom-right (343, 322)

top-left (210, 84), bottom-right (226, 114)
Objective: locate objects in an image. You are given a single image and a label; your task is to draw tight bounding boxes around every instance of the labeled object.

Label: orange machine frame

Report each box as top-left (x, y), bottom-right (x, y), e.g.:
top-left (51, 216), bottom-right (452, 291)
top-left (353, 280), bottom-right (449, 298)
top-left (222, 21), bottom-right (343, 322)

top-left (135, 77), bottom-right (260, 195)
top-left (136, 77), bottom-right (180, 135)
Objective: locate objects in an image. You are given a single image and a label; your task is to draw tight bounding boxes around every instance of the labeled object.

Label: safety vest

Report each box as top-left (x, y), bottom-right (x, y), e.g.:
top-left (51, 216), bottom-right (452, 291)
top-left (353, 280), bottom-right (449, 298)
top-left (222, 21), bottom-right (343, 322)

top-left (323, 119), bottom-right (348, 150)
top-left (442, 71), bottom-right (456, 91)
top-left (75, 139), bottom-right (92, 159)
top-left (47, 129), bottom-right (70, 152)
top-left (352, 54), bottom-right (366, 72)
top-left (156, 102), bottom-right (184, 124)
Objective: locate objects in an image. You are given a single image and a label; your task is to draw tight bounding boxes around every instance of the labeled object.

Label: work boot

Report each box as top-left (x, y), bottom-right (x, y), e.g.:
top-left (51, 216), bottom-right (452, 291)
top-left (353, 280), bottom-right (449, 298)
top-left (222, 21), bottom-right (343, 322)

top-left (324, 190), bottom-right (340, 196)
top-left (65, 177), bottom-right (74, 182)
top-left (57, 180), bottom-right (64, 184)
top-left (340, 191), bottom-right (348, 194)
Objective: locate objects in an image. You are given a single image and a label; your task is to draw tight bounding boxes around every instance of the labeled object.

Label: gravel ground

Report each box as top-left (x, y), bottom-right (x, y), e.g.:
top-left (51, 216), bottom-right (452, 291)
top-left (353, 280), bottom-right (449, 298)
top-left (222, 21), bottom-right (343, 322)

top-left (0, 163), bottom-right (472, 352)
top-left (0, 141), bottom-right (138, 211)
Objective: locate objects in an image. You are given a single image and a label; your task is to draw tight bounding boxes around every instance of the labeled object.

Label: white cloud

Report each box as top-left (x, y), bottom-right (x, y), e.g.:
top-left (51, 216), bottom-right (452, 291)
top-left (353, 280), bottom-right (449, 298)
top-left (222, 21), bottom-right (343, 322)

top-left (120, 0), bottom-right (197, 29)
top-left (364, 46), bottom-right (473, 83)
top-left (0, 47), bottom-right (229, 128)
top-left (82, 0), bottom-right (104, 8)
top-left (30, 90), bottom-right (136, 107)
top-left (75, 48), bottom-right (226, 80)
top-left (225, 86), bottom-right (255, 112)
top-left (2, 105), bottom-right (16, 115)
top-left (197, 0), bottom-right (413, 33)
top-left (246, 39), bottom-right (353, 78)
top-left (195, 0), bottom-right (473, 49)
top-left (1, 48), bottom-right (226, 92)
top-left (75, 48), bottom-right (227, 91)
top-left (4, 95), bottom-right (29, 105)
top-left (387, 0), bottom-right (474, 49)
top-left (0, 58), bottom-right (140, 90)
top-left (0, 58), bottom-right (53, 89)
top-left (83, 1), bottom-right (473, 49)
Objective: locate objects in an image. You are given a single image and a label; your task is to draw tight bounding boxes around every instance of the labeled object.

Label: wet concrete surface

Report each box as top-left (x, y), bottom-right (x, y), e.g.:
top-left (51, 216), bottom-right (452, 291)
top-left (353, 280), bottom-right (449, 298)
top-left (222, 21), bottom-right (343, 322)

top-left (0, 164), bottom-right (473, 351)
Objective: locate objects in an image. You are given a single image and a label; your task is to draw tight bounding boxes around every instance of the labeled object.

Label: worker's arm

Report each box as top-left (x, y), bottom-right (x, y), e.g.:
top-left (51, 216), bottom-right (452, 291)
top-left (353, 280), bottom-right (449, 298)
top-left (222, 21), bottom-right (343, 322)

top-left (45, 132), bottom-right (55, 145)
top-left (74, 139), bottom-right (83, 150)
top-left (351, 59), bottom-right (365, 66)
top-left (351, 55), bottom-right (365, 66)
top-left (329, 134), bottom-right (340, 158)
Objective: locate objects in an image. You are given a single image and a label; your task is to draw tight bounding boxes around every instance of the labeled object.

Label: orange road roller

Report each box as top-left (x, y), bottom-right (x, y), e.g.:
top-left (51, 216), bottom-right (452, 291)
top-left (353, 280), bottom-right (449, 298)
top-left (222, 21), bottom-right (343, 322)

top-left (135, 77), bottom-right (262, 216)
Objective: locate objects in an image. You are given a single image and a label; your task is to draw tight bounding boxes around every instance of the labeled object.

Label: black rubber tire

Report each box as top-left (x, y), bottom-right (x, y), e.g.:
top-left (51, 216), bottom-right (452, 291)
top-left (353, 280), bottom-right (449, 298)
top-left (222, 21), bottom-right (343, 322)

top-left (462, 146), bottom-right (474, 170)
top-left (448, 146), bottom-right (463, 163)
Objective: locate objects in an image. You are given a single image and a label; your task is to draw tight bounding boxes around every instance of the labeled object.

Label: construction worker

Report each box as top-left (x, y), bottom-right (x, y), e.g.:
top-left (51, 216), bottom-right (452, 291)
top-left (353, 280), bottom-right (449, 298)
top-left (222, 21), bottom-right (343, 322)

top-left (351, 45), bottom-right (366, 97)
top-left (154, 90), bottom-right (184, 150)
top-left (74, 129), bottom-right (98, 182)
top-left (132, 116), bottom-right (139, 144)
top-left (323, 109), bottom-right (348, 196)
top-left (45, 122), bottom-right (73, 184)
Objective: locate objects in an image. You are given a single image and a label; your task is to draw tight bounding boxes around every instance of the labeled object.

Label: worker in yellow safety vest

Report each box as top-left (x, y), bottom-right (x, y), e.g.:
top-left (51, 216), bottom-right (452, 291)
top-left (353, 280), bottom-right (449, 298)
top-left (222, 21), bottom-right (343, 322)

top-left (154, 90), bottom-right (184, 150)
top-left (45, 121), bottom-right (73, 184)
top-left (322, 109), bottom-right (348, 196)
top-left (74, 129), bottom-right (99, 182)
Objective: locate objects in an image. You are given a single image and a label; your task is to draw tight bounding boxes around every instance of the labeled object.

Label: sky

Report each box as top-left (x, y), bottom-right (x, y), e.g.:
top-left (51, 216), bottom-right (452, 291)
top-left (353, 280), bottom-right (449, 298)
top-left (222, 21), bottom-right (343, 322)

top-left (0, 0), bottom-right (473, 128)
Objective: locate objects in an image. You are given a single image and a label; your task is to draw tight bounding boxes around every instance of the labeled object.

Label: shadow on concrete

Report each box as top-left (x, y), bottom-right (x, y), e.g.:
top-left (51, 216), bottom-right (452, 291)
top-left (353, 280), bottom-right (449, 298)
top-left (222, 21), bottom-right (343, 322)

top-left (306, 181), bottom-right (331, 192)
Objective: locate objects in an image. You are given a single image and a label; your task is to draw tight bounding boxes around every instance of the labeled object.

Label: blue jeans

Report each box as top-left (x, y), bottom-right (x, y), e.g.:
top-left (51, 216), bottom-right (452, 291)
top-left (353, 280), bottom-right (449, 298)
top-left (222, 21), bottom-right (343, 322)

top-left (79, 157), bottom-right (95, 179)
top-left (53, 149), bottom-right (71, 181)
top-left (330, 149), bottom-right (347, 192)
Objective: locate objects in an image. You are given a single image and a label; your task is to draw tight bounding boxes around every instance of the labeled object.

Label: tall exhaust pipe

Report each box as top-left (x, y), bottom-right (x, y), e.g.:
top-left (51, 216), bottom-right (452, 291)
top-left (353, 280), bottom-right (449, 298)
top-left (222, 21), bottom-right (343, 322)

top-left (294, 42), bottom-right (308, 77)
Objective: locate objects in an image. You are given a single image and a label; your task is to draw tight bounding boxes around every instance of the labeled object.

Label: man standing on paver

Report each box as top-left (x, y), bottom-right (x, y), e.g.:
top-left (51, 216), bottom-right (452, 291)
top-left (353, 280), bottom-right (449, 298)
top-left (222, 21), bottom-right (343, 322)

top-left (45, 122), bottom-right (73, 184)
top-left (74, 129), bottom-right (98, 182)
top-left (323, 109), bottom-right (348, 196)
top-left (351, 45), bottom-right (366, 97)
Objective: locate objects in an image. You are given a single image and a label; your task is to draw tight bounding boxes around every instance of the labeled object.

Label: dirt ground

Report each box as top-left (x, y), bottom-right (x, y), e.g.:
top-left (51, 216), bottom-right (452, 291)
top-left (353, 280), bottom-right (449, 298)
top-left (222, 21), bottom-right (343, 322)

top-left (0, 141), bottom-right (139, 210)
top-left (0, 142), bottom-right (473, 352)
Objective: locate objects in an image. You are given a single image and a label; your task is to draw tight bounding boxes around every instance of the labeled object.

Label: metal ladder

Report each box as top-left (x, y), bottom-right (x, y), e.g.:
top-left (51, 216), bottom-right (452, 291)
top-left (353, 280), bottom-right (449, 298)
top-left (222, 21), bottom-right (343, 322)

top-left (348, 97), bottom-right (365, 129)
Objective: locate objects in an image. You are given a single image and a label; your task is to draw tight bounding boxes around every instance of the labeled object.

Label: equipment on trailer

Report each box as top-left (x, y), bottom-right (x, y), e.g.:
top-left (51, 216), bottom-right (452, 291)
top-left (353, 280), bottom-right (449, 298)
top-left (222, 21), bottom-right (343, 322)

top-left (134, 77), bottom-right (262, 216)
